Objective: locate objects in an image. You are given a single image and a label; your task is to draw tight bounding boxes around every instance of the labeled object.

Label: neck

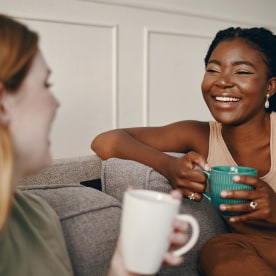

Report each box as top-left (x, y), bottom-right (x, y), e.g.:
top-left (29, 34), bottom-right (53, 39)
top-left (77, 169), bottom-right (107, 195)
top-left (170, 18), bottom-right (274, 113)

top-left (221, 112), bottom-right (271, 139)
top-left (220, 112), bottom-right (271, 175)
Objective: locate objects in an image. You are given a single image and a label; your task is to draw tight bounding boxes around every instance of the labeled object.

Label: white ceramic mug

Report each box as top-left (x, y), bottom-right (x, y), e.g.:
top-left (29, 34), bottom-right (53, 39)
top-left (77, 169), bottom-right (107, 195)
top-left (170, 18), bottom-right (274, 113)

top-left (121, 189), bottom-right (200, 275)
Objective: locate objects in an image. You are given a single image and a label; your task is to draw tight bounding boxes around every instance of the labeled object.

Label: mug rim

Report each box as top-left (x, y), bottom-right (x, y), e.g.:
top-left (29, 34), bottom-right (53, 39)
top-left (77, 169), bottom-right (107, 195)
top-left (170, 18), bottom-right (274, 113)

top-left (126, 189), bottom-right (179, 205)
top-left (211, 165), bottom-right (257, 174)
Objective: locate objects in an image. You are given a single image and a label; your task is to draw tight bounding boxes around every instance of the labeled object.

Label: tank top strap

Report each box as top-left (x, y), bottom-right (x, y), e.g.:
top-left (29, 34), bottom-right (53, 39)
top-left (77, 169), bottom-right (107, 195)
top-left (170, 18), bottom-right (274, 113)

top-left (207, 121), bottom-right (237, 167)
top-left (261, 112), bottom-right (276, 191)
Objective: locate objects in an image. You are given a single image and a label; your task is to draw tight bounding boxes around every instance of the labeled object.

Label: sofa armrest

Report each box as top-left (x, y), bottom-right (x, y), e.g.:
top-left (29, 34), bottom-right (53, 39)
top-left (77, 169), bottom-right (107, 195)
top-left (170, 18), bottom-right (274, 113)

top-left (101, 158), bottom-right (171, 201)
top-left (18, 155), bottom-right (102, 187)
top-left (101, 152), bottom-right (184, 201)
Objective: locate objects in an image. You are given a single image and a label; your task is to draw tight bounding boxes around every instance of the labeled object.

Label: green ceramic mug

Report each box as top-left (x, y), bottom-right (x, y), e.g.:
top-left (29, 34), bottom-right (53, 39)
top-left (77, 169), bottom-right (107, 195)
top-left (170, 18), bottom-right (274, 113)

top-left (202, 166), bottom-right (257, 216)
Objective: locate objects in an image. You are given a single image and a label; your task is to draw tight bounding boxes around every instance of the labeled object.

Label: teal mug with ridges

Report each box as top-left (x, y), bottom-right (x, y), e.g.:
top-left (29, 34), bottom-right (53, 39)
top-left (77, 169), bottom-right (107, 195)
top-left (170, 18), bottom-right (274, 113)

top-left (202, 166), bottom-right (257, 216)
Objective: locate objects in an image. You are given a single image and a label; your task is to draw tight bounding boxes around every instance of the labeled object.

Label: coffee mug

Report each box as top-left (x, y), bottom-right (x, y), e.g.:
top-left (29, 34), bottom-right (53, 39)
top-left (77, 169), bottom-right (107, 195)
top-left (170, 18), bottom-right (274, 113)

top-left (121, 189), bottom-right (200, 275)
top-left (202, 166), bottom-right (257, 216)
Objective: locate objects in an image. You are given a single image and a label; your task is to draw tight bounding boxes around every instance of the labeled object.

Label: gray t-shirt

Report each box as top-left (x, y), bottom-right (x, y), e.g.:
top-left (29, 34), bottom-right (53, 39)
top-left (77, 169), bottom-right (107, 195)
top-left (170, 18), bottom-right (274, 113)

top-left (0, 190), bottom-right (74, 276)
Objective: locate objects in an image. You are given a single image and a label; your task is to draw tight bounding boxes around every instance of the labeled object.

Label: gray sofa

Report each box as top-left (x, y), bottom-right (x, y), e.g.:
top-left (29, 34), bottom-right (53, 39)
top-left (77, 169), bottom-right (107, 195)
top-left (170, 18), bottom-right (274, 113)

top-left (19, 154), bottom-right (229, 276)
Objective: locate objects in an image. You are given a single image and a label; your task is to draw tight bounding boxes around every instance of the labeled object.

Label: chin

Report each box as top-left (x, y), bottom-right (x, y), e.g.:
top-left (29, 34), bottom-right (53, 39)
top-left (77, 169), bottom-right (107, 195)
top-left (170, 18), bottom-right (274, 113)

top-left (41, 153), bottom-right (53, 169)
top-left (24, 153), bottom-right (52, 176)
top-left (211, 112), bottom-right (237, 125)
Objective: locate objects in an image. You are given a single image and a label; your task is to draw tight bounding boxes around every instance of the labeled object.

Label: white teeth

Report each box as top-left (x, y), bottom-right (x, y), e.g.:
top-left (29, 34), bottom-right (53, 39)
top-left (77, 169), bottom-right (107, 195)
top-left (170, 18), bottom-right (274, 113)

top-left (215, 96), bottom-right (240, 102)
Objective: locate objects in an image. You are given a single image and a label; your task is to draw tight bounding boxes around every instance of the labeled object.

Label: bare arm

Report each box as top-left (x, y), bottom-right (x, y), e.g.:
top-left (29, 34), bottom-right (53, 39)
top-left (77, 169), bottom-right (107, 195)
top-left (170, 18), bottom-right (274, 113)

top-left (91, 120), bottom-right (209, 180)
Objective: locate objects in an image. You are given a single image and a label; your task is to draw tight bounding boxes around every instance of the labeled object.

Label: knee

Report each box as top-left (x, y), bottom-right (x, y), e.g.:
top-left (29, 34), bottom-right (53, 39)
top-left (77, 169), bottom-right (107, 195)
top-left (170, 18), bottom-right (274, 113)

top-left (198, 234), bottom-right (242, 275)
top-left (200, 233), bottom-right (232, 259)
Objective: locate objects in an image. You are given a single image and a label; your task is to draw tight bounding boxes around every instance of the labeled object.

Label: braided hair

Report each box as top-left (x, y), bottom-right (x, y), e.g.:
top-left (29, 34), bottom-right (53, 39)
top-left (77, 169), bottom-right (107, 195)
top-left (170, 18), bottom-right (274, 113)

top-left (204, 27), bottom-right (276, 112)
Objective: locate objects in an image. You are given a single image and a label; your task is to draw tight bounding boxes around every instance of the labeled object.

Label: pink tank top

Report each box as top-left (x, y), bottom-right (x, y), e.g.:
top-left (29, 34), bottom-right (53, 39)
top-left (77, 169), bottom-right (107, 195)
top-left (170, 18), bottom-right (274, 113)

top-left (207, 112), bottom-right (276, 191)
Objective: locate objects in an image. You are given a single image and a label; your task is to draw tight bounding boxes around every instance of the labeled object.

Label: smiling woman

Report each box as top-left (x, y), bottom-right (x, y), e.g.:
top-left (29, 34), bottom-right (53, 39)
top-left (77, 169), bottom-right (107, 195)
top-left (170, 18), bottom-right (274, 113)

top-left (203, 27), bottom-right (276, 114)
top-left (91, 26), bottom-right (276, 275)
top-left (202, 38), bottom-right (273, 126)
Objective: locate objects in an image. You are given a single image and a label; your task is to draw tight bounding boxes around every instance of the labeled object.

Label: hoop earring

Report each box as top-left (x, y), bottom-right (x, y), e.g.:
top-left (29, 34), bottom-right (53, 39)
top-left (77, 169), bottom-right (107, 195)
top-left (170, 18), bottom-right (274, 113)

top-left (265, 94), bottom-right (270, 109)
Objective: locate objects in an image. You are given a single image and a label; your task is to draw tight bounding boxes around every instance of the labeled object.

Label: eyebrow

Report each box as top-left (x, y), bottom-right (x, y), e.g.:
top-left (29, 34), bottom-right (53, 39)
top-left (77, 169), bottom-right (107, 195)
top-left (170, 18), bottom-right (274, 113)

top-left (207, 59), bottom-right (256, 70)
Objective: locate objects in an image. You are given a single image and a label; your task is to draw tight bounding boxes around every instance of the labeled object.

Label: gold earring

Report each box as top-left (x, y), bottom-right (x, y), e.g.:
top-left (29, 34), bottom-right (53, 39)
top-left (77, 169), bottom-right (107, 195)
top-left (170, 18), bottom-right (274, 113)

top-left (265, 94), bottom-right (270, 109)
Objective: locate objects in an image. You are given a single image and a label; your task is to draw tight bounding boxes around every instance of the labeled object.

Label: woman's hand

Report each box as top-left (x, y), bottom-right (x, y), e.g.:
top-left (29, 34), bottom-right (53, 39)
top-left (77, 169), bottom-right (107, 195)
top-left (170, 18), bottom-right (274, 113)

top-left (166, 151), bottom-right (210, 201)
top-left (108, 190), bottom-right (189, 276)
top-left (163, 189), bottom-right (189, 266)
top-left (219, 175), bottom-right (276, 224)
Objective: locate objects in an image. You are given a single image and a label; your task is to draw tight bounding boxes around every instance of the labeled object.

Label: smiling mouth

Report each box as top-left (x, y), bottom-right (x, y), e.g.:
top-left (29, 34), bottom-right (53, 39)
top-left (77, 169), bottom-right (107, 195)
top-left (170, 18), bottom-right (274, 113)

top-left (215, 96), bottom-right (240, 102)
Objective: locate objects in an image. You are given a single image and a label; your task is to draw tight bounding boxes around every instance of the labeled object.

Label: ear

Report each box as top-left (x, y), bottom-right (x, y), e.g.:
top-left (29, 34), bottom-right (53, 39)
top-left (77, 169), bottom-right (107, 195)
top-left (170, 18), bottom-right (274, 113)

top-left (267, 77), bottom-right (276, 97)
top-left (0, 82), bottom-right (10, 126)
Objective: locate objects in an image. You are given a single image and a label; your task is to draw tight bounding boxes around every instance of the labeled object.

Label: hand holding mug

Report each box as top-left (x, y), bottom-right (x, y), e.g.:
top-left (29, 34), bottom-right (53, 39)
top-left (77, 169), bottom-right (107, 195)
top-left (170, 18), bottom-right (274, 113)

top-left (201, 166), bottom-right (257, 216)
top-left (120, 189), bottom-right (200, 275)
top-left (166, 151), bottom-right (209, 200)
top-left (220, 174), bottom-right (276, 224)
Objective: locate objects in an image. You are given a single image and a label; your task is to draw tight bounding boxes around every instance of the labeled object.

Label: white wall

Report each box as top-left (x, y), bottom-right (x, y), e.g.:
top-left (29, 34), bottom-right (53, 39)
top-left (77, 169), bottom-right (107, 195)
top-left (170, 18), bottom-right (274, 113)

top-left (0, 0), bottom-right (276, 158)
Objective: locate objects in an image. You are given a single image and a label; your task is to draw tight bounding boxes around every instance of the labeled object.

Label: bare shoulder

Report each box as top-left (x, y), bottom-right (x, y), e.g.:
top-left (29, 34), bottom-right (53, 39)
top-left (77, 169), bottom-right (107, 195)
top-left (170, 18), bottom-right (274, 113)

top-left (127, 120), bottom-right (209, 154)
top-left (166, 120), bottom-right (209, 132)
top-left (120, 120), bottom-right (210, 155)
top-left (163, 120), bottom-right (209, 152)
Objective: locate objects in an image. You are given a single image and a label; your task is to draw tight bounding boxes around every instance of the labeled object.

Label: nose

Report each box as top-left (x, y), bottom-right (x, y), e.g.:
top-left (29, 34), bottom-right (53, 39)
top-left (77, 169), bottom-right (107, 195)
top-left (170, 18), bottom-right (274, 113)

top-left (51, 93), bottom-right (60, 110)
top-left (215, 71), bottom-right (234, 89)
top-left (55, 97), bottom-right (60, 109)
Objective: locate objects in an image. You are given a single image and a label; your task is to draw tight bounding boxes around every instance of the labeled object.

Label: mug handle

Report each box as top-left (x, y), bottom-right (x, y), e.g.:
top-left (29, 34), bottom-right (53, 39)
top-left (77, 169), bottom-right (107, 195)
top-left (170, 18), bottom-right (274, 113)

top-left (172, 214), bottom-right (200, 256)
top-left (201, 170), bottom-right (211, 202)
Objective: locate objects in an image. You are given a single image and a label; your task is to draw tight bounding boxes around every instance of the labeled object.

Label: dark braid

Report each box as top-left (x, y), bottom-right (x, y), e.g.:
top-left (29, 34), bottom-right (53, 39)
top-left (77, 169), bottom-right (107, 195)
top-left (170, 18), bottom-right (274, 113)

top-left (204, 27), bottom-right (276, 112)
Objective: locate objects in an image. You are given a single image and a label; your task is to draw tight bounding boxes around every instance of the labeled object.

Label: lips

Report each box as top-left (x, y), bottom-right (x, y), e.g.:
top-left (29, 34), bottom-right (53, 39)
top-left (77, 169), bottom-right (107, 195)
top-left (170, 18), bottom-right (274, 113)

top-left (215, 96), bottom-right (240, 102)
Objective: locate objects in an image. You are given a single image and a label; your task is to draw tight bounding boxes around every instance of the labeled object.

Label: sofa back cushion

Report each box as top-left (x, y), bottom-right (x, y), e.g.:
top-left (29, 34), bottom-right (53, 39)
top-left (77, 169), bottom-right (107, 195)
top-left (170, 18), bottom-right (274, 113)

top-left (19, 155), bottom-right (102, 187)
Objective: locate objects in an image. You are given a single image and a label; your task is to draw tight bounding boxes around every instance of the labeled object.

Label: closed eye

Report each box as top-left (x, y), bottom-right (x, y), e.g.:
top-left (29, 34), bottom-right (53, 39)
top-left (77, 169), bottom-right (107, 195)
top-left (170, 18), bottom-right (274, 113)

top-left (45, 82), bottom-right (53, 89)
top-left (206, 68), bottom-right (219, 73)
top-left (236, 71), bottom-right (253, 75)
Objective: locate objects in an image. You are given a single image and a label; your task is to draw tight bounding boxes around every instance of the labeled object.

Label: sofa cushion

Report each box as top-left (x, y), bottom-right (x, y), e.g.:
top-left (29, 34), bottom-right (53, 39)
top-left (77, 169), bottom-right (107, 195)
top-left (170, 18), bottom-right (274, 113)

top-left (101, 157), bottom-right (230, 276)
top-left (18, 155), bottom-right (102, 187)
top-left (23, 184), bottom-right (121, 276)
top-left (101, 158), bottom-right (172, 201)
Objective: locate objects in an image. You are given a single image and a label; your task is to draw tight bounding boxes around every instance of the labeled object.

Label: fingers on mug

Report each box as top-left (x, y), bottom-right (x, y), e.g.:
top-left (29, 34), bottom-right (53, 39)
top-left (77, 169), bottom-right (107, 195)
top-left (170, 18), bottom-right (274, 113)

top-left (172, 214), bottom-right (200, 256)
top-left (201, 166), bottom-right (257, 216)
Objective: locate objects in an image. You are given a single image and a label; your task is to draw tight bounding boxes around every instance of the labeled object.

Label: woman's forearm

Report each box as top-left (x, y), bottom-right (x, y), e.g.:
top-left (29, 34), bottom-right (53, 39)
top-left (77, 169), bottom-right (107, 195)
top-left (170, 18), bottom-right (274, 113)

top-left (91, 129), bottom-right (175, 179)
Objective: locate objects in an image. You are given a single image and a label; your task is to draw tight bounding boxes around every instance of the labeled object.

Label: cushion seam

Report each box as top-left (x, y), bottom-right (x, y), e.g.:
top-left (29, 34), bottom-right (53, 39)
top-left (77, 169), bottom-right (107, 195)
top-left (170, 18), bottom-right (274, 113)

top-left (59, 204), bottom-right (121, 221)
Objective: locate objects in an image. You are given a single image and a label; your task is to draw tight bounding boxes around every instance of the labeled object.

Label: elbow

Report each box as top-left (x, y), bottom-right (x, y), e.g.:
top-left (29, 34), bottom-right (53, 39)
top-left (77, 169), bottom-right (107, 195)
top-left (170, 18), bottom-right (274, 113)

top-left (90, 135), bottom-right (99, 152)
top-left (91, 133), bottom-right (107, 159)
top-left (91, 129), bottom-right (130, 160)
top-left (91, 131), bottom-right (119, 160)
